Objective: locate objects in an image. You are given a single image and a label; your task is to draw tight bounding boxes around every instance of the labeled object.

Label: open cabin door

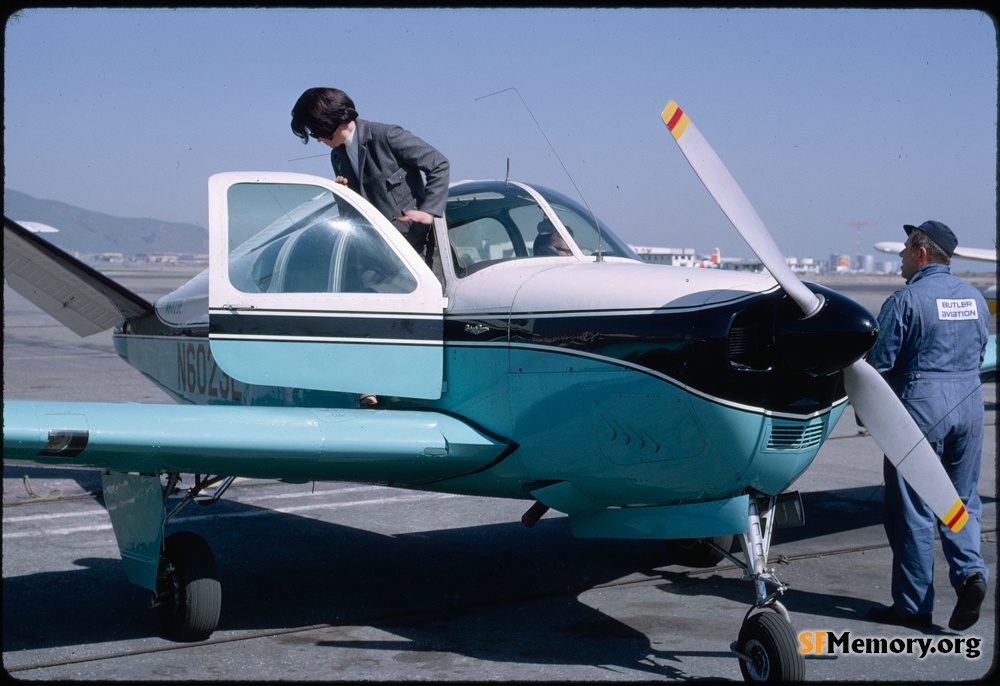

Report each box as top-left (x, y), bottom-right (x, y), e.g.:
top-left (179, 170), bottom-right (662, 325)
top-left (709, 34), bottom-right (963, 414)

top-left (208, 172), bottom-right (445, 399)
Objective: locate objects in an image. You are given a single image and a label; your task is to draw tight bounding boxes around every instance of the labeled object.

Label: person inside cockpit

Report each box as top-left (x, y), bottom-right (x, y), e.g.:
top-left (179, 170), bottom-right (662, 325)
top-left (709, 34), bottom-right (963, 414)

top-left (533, 218), bottom-right (573, 256)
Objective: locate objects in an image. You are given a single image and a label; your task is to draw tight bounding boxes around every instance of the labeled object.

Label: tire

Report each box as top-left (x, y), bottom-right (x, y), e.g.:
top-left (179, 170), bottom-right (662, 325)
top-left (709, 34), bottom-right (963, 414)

top-left (666, 534), bottom-right (733, 567)
top-left (156, 531), bottom-right (221, 642)
top-left (736, 611), bottom-right (805, 682)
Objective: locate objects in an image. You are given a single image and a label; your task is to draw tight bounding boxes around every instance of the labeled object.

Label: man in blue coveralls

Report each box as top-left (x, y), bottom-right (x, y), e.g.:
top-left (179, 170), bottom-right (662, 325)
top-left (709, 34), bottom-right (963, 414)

top-left (866, 220), bottom-right (990, 631)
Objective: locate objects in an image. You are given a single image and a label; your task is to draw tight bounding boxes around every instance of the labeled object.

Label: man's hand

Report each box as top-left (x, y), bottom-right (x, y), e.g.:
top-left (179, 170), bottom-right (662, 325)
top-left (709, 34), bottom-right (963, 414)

top-left (398, 209), bottom-right (434, 225)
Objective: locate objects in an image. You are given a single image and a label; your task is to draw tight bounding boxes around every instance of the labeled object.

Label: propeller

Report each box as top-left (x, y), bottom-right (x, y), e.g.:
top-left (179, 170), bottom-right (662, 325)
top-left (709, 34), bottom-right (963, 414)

top-left (660, 101), bottom-right (968, 533)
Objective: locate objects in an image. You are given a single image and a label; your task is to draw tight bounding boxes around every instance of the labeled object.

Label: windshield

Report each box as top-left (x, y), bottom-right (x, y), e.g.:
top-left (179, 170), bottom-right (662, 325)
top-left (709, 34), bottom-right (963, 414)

top-left (530, 184), bottom-right (637, 260)
top-left (445, 180), bottom-right (637, 276)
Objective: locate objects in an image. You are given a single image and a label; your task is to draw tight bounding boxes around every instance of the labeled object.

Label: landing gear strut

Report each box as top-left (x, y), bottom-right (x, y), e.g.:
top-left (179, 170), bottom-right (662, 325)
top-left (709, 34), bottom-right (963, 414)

top-left (711, 492), bottom-right (806, 681)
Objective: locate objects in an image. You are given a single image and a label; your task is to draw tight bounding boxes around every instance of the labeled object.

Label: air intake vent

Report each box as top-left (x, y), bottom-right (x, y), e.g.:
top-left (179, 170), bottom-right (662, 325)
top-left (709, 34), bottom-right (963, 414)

top-left (729, 326), bottom-right (757, 363)
top-left (765, 418), bottom-right (826, 451)
top-left (729, 303), bottom-right (774, 370)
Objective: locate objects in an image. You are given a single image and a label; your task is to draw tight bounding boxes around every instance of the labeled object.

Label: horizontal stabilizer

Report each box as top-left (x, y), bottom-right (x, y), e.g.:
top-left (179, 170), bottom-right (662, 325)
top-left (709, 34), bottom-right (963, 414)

top-left (3, 400), bottom-right (515, 486)
top-left (3, 216), bottom-right (153, 337)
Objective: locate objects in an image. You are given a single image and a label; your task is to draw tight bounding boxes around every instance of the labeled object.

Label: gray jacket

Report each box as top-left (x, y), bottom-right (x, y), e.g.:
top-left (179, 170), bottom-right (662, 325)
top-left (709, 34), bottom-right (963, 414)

top-left (331, 119), bottom-right (449, 232)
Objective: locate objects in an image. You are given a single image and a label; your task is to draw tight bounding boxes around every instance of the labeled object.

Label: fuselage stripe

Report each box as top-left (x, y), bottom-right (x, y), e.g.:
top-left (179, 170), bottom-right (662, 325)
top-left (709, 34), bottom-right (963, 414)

top-left (210, 312), bottom-right (440, 342)
top-left (211, 334), bottom-right (441, 347)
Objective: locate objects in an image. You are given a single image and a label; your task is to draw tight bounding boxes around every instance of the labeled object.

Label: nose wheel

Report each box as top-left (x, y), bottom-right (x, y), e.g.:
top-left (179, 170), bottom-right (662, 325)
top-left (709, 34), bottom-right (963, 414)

top-left (728, 493), bottom-right (806, 681)
top-left (152, 531), bottom-right (221, 642)
top-left (735, 610), bottom-right (804, 681)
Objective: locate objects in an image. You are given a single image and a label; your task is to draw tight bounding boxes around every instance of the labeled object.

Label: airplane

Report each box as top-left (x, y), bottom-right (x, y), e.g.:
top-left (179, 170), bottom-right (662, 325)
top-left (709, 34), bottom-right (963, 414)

top-left (873, 241), bottom-right (996, 264)
top-left (694, 247), bottom-right (720, 268)
top-left (4, 100), bottom-right (993, 682)
top-left (690, 247), bottom-right (764, 271)
top-left (16, 220), bottom-right (59, 234)
top-left (874, 240), bottom-right (997, 316)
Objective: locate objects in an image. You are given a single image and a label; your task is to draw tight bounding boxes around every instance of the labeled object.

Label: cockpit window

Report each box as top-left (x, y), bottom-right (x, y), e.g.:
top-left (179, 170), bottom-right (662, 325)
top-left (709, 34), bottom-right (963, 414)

top-left (226, 182), bottom-right (417, 294)
top-left (445, 181), bottom-right (637, 277)
top-left (446, 184), bottom-right (535, 276)
top-left (530, 185), bottom-right (638, 260)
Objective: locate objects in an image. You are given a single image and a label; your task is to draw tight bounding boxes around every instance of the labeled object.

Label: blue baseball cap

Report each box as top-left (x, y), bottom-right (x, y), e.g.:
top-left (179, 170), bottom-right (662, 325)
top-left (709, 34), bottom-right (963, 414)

top-left (904, 220), bottom-right (958, 258)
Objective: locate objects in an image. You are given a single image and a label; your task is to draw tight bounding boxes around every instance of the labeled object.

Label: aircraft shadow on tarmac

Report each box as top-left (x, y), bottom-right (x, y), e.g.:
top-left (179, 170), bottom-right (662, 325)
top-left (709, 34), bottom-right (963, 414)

top-left (655, 484), bottom-right (995, 635)
top-left (3, 495), bottom-right (739, 679)
top-left (4, 482), bottom-right (992, 672)
top-left (778, 486), bottom-right (886, 542)
top-left (779, 485), bottom-right (994, 546)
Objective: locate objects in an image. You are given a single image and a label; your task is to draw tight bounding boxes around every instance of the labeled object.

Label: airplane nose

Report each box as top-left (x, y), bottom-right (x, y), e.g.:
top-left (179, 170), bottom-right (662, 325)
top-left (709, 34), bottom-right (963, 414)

top-left (771, 284), bottom-right (879, 376)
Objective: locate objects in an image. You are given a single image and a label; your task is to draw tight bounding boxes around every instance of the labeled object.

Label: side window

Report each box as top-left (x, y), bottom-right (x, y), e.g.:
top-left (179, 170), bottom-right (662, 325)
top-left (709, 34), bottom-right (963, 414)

top-left (338, 225), bottom-right (417, 293)
top-left (226, 182), bottom-right (416, 295)
top-left (508, 205), bottom-right (547, 255)
top-left (449, 217), bottom-right (516, 276)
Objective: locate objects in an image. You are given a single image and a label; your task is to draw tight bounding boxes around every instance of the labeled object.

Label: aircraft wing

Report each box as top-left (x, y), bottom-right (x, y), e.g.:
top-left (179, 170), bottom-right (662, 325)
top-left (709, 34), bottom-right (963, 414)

top-left (3, 216), bottom-right (153, 337)
top-left (874, 241), bottom-right (997, 263)
top-left (873, 241), bottom-right (903, 256)
top-left (955, 246), bottom-right (998, 262)
top-left (3, 400), bottom-right (514, 485)
top-left (18, 221), bottom-right (59, 233)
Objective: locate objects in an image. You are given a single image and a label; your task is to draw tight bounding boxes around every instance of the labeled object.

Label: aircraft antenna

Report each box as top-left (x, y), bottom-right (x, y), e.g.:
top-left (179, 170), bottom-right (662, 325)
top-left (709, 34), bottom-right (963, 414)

top-left (288, 152), bottom-right (330, 162)
top-left (477, 87), bottom-right (604, 262)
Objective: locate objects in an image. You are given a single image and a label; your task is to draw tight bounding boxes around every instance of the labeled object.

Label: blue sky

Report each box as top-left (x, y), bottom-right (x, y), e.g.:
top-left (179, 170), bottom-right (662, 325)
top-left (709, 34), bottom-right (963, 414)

top-left (4, 7), bottom-right (997, 270)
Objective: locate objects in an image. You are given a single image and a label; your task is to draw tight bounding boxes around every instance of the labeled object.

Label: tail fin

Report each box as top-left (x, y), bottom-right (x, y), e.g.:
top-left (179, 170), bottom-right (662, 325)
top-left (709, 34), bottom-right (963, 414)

top-left (3, 216), bottom-right (153, 337)
top-left (710, 247), bottom-right (720, 264)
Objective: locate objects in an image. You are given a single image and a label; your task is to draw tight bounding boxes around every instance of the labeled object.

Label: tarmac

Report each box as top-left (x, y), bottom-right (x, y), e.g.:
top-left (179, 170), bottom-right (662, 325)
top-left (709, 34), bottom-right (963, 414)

top-left (3, 269), bottom-right (997, 681)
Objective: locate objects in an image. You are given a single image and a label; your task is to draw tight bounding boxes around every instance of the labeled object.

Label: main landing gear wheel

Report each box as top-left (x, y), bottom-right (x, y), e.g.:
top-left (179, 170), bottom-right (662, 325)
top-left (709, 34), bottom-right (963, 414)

top-left (666, 534), bottom-right (733, 567)
top-left (736, 611), bottom-right (804, 682)
top-left (154, 531), bottom-right (221, 642)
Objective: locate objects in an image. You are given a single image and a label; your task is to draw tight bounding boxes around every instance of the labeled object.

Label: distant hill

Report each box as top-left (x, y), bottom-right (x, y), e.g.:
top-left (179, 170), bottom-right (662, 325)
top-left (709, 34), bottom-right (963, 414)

top-left (4, 189), bottom-right (208, 256)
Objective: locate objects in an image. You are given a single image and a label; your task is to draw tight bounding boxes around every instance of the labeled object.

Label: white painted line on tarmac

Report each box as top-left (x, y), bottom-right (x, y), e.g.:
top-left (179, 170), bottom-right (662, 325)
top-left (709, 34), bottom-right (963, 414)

top-left (2, 491), bottom-right (461, 538)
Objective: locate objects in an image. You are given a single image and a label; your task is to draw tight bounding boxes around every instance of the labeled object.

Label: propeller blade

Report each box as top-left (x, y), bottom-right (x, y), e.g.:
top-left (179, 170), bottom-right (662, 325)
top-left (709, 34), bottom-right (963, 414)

top-left (661, 101), bottom-right (823, 318)
top-left (660, 100), bottom-right (967, 534)
top-left (843, 359), bottom-right (969, 533)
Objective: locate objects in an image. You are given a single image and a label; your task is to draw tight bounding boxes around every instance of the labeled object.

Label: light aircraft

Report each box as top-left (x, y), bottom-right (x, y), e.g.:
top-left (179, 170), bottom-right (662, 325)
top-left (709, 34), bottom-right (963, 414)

top-left (16, 220), bottom-right (59, 234)
top-left (3, 100), bottom-right (991, 681)
top-left (873, 241), bottom-right (996, 264)
top-left (874, 240), bottom-right (997, 317)
top-left (694, 247), bottom-right (721, 268)
top-left (689, 246), bottom-right (763, 271)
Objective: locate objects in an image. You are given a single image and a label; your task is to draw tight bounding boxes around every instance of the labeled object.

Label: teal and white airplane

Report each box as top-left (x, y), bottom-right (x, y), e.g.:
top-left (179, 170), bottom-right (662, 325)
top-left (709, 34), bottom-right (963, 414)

top-left (3, 101), bottom-right (986, 681)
